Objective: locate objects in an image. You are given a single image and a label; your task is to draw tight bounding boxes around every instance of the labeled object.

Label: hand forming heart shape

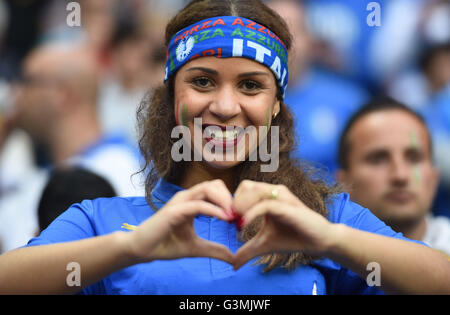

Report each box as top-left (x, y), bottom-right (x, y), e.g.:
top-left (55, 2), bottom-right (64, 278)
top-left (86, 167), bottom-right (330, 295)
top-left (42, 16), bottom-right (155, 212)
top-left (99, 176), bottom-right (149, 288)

top-left (128, 179), bottom-right (333, 270)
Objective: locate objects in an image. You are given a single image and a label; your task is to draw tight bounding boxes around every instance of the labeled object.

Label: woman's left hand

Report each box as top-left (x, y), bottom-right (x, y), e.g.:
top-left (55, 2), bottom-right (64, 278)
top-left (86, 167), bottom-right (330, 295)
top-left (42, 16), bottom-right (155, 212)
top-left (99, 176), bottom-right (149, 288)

top-left (232, 180), bottom-right (336, 270)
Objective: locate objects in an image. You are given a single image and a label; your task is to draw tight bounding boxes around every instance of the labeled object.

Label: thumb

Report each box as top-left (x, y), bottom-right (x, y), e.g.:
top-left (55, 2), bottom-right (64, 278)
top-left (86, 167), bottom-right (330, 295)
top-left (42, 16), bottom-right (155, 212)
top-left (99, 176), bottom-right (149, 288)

top-left (233, 235), bottom-right (269, 271)
top-left (191, 238), bottom-right (236, 265)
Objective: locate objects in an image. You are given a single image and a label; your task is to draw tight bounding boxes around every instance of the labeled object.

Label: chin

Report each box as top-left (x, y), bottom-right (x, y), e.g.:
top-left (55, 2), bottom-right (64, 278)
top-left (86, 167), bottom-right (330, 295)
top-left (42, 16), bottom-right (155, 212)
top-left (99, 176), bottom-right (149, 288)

top-left (201, 157), bottom-right (244, 170)
top-left (194, 139), bottom-right (250, 170)
top-left (376, 203), bottom-right (425, 227)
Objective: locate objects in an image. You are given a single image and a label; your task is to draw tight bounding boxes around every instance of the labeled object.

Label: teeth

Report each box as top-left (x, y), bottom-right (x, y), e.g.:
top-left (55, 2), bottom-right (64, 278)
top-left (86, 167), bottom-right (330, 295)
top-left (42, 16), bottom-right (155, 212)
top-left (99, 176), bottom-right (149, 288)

top-left (207, 129), bottom-right (238, 140)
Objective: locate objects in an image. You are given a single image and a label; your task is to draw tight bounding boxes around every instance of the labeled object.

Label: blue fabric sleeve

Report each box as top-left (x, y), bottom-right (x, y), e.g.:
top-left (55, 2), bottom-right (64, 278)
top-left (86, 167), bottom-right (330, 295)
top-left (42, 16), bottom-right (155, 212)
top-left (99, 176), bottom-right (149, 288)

top-left (25, 199), bottom-right (106, 294)
top-left (329, 193), bottom-right (426, 245)
top-left (26, 199), bottom-right (97, 246)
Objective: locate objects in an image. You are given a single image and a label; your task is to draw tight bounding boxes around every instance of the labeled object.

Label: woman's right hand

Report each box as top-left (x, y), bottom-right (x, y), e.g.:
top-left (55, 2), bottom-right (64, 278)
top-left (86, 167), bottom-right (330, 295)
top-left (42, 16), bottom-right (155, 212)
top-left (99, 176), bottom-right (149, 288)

top-left (126, 180), bottom-right (236, 265)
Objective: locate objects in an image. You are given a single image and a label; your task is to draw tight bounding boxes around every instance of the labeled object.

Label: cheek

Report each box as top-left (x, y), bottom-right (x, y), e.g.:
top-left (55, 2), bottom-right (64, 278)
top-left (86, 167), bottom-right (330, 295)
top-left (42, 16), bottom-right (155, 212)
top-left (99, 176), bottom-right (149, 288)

top-left (174, 91), bottom-right (205, 126)
top-left (414, 165), bottom-right (437, 196)
top-left (242, 100), bottom-right (273, 128)
top-left (351, 167), bottom-right (388, 196)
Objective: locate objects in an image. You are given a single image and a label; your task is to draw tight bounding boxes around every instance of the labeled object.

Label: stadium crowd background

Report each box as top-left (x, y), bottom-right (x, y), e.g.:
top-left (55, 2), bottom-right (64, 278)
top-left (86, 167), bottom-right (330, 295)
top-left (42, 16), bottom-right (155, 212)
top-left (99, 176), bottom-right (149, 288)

top-left (0, 0), bottom-right (449, 254)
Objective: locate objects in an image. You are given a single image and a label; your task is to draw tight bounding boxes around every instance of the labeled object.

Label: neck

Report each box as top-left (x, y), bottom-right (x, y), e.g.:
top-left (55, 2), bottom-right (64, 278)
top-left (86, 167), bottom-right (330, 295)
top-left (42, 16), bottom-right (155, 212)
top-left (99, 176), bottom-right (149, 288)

top-left (178, 161), bottom-right (237, 193)
top-left (49, 106), bottom-right (102, 165)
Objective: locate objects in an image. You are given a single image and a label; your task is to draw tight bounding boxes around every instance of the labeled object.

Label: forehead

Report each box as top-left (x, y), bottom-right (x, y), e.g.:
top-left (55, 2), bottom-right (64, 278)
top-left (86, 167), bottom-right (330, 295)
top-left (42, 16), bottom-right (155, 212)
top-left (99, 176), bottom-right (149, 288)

top-left (348, 110), bottom-right (431, 154)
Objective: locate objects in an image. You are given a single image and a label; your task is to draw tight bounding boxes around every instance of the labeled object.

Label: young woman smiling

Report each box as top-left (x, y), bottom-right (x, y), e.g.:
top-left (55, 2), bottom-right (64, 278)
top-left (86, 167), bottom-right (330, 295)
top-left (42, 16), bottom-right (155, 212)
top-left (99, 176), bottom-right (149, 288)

top-left (0, 0), bottom-right (449, 295)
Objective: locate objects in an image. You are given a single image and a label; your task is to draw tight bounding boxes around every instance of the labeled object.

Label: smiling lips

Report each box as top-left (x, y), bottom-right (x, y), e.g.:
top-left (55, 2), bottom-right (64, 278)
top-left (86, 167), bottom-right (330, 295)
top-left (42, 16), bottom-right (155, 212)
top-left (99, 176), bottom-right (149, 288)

top-left (202, 124), bottom-right (245, 148)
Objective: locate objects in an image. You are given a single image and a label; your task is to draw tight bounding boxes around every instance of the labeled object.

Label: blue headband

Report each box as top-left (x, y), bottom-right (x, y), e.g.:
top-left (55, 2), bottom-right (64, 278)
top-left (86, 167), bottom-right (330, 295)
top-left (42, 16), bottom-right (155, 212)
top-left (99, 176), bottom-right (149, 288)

top-left (164, 16), bottom-right (289, 98)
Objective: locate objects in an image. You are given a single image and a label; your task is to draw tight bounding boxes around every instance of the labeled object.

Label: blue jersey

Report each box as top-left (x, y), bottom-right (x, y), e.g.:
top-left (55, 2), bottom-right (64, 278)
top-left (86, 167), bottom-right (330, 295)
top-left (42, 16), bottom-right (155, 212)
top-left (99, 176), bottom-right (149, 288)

top-left (26, 178), bottom-right (425, 295)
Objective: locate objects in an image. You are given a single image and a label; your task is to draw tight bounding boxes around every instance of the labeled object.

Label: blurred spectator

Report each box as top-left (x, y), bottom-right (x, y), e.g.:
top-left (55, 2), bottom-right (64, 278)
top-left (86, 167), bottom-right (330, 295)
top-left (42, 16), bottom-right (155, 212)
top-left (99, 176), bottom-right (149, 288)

top-left (420, 42), bottom-right (450, 95)
top-left (419, 0), bottom-right (450, 46)
top-left (79, 0), bottom-right (116, 56)
top-left (0, 0), bottom-right (10, 132)
top-left (13, 42), bottom-right (143, 193)
top-left (39, 0), bottom-right (119, 72)
top-left (419, 42), bottom-right (450, 184)
top-left (0, 0), bottom-right (9, 79)
top-left (0, 0), bottom-right (52, 81)
top-left (0, 114), bottom-right (35, 198)
top-left (98, 19), bottom-right (152, 146)
top-left (336, 98), bottom-right (450, 256)
top-left (141, 1), bottom-right (179, 89)
top-left (37, 167), bottom-right (116, 233)
top-left (421, 82), bottom-right (450, 218)
top-left (390, 41), bottom-right (450, 217)
top-left (301, 0), bottom-right (449, 93)
top-left (0, 0), bottom-right (37, 197)
top-left (386, 0), bottom-right (450, 108)
top-left (0, 42), bottom-right (144, 253)
top-left (38, 1), bottom-right (170, 147)
top-left (267, 0), bottom-right (369, 178)
top-left (387, 2), bottom-right (450, 215)
top-left (388, 41), bottom-right (450, 111)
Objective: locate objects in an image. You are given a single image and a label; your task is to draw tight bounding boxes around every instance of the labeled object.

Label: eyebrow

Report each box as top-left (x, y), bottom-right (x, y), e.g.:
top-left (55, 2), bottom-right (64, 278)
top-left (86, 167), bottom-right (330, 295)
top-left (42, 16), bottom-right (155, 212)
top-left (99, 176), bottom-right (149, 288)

top-left (185, 67), bottom-right (270, 78)
top-left (237, 71), bottom-right (270, 78)
top-left (363, 145), bottom-right (426, 159)
top-left (363, 148), bottom-right (389, 159)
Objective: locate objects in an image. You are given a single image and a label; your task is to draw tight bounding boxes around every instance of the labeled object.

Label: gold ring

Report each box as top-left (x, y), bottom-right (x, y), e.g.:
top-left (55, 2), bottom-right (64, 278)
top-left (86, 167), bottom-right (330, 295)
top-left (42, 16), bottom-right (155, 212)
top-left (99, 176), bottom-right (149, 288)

top-left (270, 188), bottom-right (279, 200)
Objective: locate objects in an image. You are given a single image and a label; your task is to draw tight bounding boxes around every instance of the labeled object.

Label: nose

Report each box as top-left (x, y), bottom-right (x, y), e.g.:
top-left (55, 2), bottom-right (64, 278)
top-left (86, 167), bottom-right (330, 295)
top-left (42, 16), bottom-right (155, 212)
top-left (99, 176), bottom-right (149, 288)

top-left (390, 156), bottom-right (411, 187)
top-left (208, 84), bottom-right (242, 121)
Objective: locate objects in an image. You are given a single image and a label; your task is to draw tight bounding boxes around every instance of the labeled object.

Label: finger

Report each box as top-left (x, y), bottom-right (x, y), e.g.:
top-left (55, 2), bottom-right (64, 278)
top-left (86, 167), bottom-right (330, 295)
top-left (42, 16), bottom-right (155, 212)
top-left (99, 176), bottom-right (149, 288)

top-left (173, 180), bottom-right (234, 216)
top-left (233, 181), bottom-right (300, 217)
top-left (135, 200), bottom-right (235, 260)
top-left (240, 200), bottom-right (331, 256)
top-left (233, 234), bottom-right (269, 270)
top-left (168, 200), bottom-right (234, 224)
top-left (241, 200), bottom-right (288, 229)
top-left (233, 201), bottom-right (300, 270)
top-left (232, 201), bottom-right (285, 270)
top-left (137, 200), bottom-right (223, 237)
top-left (233, 180), bottom-right (264, 215)
top-left (192, 238), bottom-right (236, 265)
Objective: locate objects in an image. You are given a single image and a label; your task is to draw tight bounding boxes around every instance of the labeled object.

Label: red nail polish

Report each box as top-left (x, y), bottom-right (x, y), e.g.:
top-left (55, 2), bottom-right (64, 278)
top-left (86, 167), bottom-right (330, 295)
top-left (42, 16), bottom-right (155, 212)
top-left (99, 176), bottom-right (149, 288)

top-left (237, 216), bottom-right (245, 232)
top-left (229, 206), bottom-right (243, 231)
top-left (230, 206), bottom-right (237, 218)
top-left (226, 208), bottom-right (235, 222)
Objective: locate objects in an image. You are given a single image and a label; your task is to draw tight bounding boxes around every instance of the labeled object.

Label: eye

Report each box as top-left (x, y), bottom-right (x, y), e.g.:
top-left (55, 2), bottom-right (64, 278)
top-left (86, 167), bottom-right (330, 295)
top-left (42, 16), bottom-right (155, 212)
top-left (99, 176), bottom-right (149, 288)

top-left (365, 151), bottom-right (389, 165)
top-left (240, 80), bottom-right (261, 92)
top-left (406, 149), bottom-right (425, 164)
top-left (191, 77), bottom-right (213, 89)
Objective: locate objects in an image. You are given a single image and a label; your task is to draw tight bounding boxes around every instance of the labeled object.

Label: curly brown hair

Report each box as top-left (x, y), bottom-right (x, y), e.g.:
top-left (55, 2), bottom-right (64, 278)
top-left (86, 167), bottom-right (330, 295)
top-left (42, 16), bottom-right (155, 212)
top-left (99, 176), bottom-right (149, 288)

top-left (137, 0), bottom-right (340, 272)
